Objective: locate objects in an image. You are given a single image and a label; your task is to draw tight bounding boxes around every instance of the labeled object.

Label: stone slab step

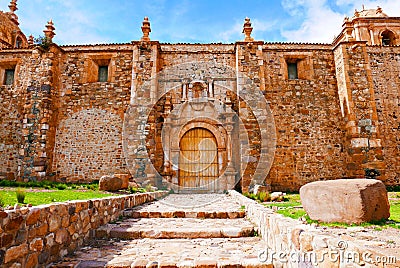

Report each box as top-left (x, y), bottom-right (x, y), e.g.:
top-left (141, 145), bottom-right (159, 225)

top-left (124, 194), bottom-right (246, 219)
top-left (96, 218), bottom-right (255, 239)
top-left (50, 238), bottom-right (272, 268)
top-left (123, 209), bottom-right (245, 219)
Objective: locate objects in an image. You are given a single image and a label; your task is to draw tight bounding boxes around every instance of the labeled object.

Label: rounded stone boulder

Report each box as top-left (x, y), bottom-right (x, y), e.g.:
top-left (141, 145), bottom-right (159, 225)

top-left (300, 179), bottom-right (390, 224)
top-left (99, 174), bottom-right (129, 191)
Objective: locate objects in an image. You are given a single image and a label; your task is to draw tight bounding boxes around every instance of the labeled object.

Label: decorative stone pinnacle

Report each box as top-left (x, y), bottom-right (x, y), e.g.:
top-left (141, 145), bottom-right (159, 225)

top-left (242, 17), bottom-right (254, 42)
top-left (8, 0), bottom-right (17, 13)
top-left (377, 6), bottom-right (383, 13)
top-left (141, 17), bottom-right (151, 42)
top-left (43, 19), bottom-right (56, 41)
top-left (8, 0), bottom-right (19, 25)
top-left (28, 35), bottom-right (34, 46)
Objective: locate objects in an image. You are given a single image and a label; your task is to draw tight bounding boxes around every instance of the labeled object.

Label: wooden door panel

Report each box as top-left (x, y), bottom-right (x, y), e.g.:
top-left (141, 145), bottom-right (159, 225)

top-left (179, 128), bottom-right (218, 189)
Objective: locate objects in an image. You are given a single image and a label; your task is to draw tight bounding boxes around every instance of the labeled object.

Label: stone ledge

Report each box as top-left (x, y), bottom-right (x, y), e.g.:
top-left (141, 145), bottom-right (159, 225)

top-left (96, 218), bottom-right (254, 239)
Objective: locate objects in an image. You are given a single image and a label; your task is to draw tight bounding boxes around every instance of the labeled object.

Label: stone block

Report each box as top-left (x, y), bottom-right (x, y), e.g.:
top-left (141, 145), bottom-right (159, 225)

top-left (270, 192), bottom-right (285, 202)
top-left (300, 179), bottom-right (390, 224)
top-left (4, 244), bottom-right (28, 263)
top-left (99, 175), bottom-right (125, 191)
top-left (253, 184), bottom-right (270, 195)
top-left (26, 209), bottom-right (41, 225)
top-left (113, 173), bottom-right (131, 189)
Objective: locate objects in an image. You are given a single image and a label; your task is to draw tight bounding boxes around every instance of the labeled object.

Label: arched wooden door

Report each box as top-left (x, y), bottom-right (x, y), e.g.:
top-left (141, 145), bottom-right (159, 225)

top-left (179, 128), bottom-right (219, 191)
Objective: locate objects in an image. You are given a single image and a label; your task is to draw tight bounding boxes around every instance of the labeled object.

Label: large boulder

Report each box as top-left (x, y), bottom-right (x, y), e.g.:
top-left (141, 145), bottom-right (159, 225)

top-left (113, 173), bottom-right (131, 189)
top-left (300, 179), bottom-right (390, 224)
top-left (99, 174), bottom-right (129, 191)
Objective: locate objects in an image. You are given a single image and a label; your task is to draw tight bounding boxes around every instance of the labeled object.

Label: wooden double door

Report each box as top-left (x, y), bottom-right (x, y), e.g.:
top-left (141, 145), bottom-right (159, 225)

top-left (178, 128), bottom-right (219, 191)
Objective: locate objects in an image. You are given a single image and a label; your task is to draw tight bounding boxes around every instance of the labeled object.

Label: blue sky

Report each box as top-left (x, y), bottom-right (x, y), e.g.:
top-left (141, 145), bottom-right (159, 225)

top-left (1, 0), bottom-right (400, 45)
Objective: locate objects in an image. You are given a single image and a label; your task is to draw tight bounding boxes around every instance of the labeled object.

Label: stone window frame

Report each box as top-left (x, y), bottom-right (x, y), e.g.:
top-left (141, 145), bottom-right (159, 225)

top-left (84, 54), bottom-right (115, 83)
top-left (0, 60), bottom-right (19, 86)
top-left (282, 53), bottom-right (314, 81)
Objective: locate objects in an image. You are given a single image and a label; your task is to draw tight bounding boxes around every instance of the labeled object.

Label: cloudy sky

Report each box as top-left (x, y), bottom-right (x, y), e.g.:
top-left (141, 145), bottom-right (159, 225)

top-left (1, 0), bottom-right (400, 45)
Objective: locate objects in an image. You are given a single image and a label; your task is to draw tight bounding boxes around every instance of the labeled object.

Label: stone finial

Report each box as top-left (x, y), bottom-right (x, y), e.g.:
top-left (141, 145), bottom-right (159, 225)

top-left (28, 35), bottom-right (34, 46)
top-left (8, 0), bottom-right (19, 25)
top-left (141, 17), bottom-right (151, 42)
top-left (242, 17), bottom-right (254, 42)
top-left (43, 20), bottom-right (56, 41)
top-left (354, 9), bottom-right (360, 17)
top-left (377, 6), bottom-right (383, 14)
top-left (8, 0), bottom-right (18, 12)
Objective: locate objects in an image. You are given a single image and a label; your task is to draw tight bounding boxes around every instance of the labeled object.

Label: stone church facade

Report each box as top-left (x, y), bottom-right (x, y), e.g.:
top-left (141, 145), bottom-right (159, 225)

top-left (0, 1), bottom-right (399, 192)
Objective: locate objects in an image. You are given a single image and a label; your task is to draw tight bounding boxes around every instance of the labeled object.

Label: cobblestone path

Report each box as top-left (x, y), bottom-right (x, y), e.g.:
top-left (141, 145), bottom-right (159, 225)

top-left (50, 194), bottom-right (271, 268)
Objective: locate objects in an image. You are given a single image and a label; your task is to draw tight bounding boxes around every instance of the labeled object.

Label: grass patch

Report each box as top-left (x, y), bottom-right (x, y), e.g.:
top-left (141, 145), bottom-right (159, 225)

top-left (243, 192), bottom-right (271, 202)
top-left (15, 188), bottom-right (26, 203)
top-left (389, 200), bottom-right (400, 222)
top-left (0, 180), bottom-right (99, 191)
top-left (263, 192), bottom-right (400, 230)
top-left (0, 188), bottom-right (114, 207)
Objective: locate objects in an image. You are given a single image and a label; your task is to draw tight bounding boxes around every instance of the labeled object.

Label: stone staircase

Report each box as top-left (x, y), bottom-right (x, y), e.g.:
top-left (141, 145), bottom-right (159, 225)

top-left (51, 194), bottom-right (272, 268)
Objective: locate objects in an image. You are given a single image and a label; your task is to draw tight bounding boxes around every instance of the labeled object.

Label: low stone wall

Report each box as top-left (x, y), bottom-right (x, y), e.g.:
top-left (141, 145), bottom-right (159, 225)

top-left (0, 191), bottom-right (167, 267)
top-left (229, 190), bottom-right (399, 268)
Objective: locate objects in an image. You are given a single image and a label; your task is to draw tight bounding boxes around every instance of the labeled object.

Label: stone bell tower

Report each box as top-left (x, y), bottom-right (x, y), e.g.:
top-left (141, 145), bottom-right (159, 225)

top-left (332, 6), bottom-right (400, 182)
top-left (334, 6), bottom-right (400, 46)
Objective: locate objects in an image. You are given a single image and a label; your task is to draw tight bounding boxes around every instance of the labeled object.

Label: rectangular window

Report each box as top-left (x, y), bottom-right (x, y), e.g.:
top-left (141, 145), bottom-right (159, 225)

top-left (98, 66), bottom-right (108, 82)
top-left (287, 62), bottom-right (298, 80)
top-left (4, 69), bottom-right (15, 85)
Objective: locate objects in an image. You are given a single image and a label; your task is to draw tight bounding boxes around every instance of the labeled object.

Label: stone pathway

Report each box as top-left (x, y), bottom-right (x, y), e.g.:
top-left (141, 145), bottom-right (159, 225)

top-left (50, 194), bottom-right (271, 268)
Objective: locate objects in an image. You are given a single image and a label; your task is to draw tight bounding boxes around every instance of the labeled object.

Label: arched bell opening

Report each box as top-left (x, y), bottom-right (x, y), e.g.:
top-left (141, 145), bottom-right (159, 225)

top-left (381, 30), bottom-right (396, 46)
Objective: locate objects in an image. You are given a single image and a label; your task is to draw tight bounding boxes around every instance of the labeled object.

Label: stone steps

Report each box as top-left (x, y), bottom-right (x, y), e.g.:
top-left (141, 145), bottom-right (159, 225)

top-left (50, 194), bottom-right (271, 268)
top-left (53, 238), bottom-right (271, 268)
top-left (95, 218), bottom-right (255, 239)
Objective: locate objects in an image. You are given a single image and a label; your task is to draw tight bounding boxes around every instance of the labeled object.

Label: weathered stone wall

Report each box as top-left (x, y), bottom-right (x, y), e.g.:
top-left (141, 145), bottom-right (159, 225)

top-left (334, 42), bottom-right (386, 182)
top-left (0, 86), bottom-right (22, 180)
top-left (262, 45), bottom-right (347, 190)
top-left (49, 46), bottom-right (133, 182)
top-left (368, 46), bottom-right (400, 185)
top-left (52, 108), bottom-right (126, 182)
top-left (0, 40), bottom-right (398, 190)
top-left (0, 50), bottom-right (32, 180)
top-left (159, 44), bottom-right (236, 68)
top-left (0, 191), bottom-right (167, 267)
top-left (17, 47), bottom-right (60, 181)
top-left (57, 45), bottom-right (133, 121)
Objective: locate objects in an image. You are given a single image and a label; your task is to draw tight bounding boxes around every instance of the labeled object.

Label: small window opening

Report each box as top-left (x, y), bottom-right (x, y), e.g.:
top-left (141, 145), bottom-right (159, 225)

top-left (98, 66), bottom-right (108, 82)
top-left (15, 37), bottom-right (22, 48)
top-left (381, 30), bottom-right (396, 46)
top-left (287, 62), bottom-right (298, 80)
top-left (4, 69), bottom-right (15, 85)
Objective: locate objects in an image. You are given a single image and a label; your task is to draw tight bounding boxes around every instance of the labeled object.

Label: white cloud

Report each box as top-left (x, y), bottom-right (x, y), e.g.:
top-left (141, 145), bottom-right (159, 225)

top-left (280, 0), bottom-right (400, 44)
top-left (281, 0), bottom-right (345, 43)
top-left (218, 21), bottom-right (243, 43)
top-left (335, 0), bottom-right (400, 17)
